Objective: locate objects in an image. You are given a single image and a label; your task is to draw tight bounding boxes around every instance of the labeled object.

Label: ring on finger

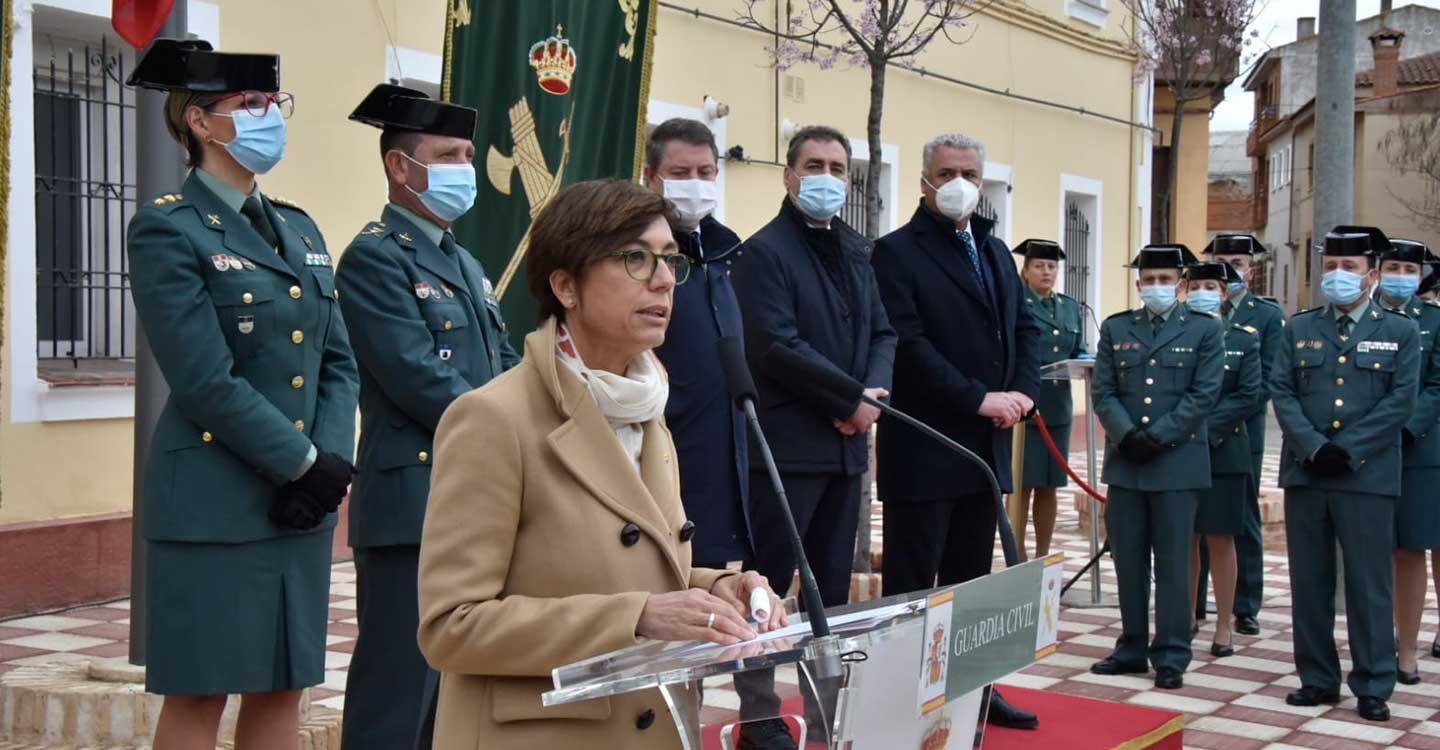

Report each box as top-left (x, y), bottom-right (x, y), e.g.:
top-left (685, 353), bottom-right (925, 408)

top-left (706, 612), bottom-right (716, 629)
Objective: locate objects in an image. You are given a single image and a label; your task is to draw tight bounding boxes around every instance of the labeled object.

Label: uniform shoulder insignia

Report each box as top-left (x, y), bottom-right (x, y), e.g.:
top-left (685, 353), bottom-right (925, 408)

top-left (1238, 324), bottom-right (1258, 334)
top-left (353, 221), bottom-right (392, 241)
top-left (267, 195), bottom-right (312, 218)
top-left (1295, 306), bottom-right (1324, 317)
top-left (146, 193), bottom-right (188, 211)
top-left (1427, 299), bottom-right (1440, 308)
top-left (1192, 309), bottom-right (1218, 318)
top-left (1383, 306), bottom-right (1409, 316)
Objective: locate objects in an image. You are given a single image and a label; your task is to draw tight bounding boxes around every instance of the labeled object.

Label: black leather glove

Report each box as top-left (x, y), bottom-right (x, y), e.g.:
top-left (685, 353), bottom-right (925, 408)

top-left (269, 488), bottom-right (327, 530)
top-left (1307, 442), bottom-right (1352, 476)
top-left (1118, 428), bottom-right (1164, 464)
top-left (292, 451), bottom-right (356, 508)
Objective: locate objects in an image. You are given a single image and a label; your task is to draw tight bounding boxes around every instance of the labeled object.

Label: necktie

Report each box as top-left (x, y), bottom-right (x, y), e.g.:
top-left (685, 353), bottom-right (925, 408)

top-left (957, 230), bottom-right (990, 296)
top-left (1152, 314), bottom-right (1165, 335)
top-left (1338, 315), bottom-right (1353, 339)
top-left (1043, 296), bottom-right (1056, 317)
top-left (241, 197), bottom-right (279, 251)
top-left (692, 230), bottom-right (705, 261)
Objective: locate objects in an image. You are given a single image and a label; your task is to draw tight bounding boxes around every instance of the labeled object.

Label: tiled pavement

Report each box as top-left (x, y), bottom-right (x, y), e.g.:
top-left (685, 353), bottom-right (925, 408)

top-left (2, 448), bottom-right (1437, 749)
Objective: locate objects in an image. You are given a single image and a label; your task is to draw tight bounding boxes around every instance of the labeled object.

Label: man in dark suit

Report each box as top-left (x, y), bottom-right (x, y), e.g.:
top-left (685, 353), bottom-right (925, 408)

top-left (335, 84), bottom-right (519, 750)
top-left (732, 125), bottom-right (896, 750)
top-left (646, 118), bottom-right (750, 569)
top-left (870, 133), bottom-right (1041, 729)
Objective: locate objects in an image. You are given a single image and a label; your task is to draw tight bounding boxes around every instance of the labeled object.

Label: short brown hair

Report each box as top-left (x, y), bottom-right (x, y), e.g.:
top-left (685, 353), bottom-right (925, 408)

top-left (646, 118), bottom-right (718, 171)
top-left (786, 124), bottom-right (851, 167)
top-left (163, 90), bottom-right (221, 167)
top-left (526, 179), bottom-right (676, 323)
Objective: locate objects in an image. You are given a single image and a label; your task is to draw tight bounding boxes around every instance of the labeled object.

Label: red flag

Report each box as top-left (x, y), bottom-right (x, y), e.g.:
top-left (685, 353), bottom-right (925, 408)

top-left (112, 0), bottom-right (176, 50)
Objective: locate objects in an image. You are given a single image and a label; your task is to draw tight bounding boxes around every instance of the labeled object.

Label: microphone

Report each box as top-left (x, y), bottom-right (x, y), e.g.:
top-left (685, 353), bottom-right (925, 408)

top-left (717, 336), bottom-right (832, 638)
top-left (760, 343), bottom-right (1020, 568)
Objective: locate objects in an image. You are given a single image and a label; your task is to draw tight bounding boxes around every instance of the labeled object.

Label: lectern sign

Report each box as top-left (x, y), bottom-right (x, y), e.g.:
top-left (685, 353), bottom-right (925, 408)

top-left (918, 555), bottom-right (1066, 716)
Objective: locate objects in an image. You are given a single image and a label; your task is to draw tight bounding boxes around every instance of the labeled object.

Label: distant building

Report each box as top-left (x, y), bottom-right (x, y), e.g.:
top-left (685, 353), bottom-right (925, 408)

top-left (1208, 130), bottom-right (1256, 237)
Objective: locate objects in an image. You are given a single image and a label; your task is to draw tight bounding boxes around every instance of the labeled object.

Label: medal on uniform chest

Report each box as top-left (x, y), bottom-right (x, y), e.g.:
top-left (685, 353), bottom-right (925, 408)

top-left (439, 345), bottom-right (453, 361)
top-left (237, 314), bottom-right (255, 335)
top-left (443, 285), bottom-right (455, 298)
top-left (241, 258), bottom-right (256, 270)
top-left (212, 254), bottom-right (230, 272)
top-left (414, 282), bottom-right (432, 300)
top-left (227, 256), bottom-right (244, 271)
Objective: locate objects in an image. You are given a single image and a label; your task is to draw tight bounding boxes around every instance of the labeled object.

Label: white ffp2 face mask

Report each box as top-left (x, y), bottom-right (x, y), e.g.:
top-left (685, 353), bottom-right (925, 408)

top-left (662, 178), bottom-right (719, 228)
top-left (925, 176), bottom-right (980, 221)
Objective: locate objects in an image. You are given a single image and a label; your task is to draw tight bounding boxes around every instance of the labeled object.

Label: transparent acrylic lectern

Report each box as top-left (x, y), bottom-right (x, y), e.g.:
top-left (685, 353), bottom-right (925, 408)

top-left (1040, 357), bottom-right (1112, 608)
top-left (544, 558), bottom-right (1061, 750)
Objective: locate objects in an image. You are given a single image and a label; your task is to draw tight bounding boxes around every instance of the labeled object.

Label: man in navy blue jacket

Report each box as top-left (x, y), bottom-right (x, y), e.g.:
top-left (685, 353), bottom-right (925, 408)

top-left (871, 132), bottom-right (1042, 728)
top-left (732, 125), bottom-right (896, 750)
top-left (647, 118), bottom-right (751, 569)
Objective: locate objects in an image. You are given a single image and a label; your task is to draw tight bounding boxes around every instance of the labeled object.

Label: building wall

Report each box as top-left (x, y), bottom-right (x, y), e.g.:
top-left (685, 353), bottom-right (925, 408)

top-left (1357, 108), bottom-right (1440, 249)
top-left (3, 0), bottom-right (1142, 534)
top-left (1152, 88), bottom-right (1213, 252)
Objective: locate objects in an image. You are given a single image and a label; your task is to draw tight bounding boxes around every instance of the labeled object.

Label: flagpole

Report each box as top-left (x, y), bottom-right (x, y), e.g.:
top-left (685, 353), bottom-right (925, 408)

top-left (128, 3), bottom-right (187, 666)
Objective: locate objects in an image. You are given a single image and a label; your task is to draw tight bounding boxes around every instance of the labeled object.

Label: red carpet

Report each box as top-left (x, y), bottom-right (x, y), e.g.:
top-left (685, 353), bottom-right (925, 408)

top-left (984, 686), bottom-right (1184, 750)
top-left (700, 685), bottom-right (1182, 749)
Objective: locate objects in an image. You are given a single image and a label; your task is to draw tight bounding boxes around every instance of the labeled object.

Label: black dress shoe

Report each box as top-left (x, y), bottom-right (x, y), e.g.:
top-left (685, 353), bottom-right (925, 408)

top-left (1191, 621), bottom-right (1201, 638)
top-left (1432, 635), bottom-right (1440, 659)
top-left (1234, 615), bottom-right (1260, 636)
top-left (1357, 696), bottom-right (1391, 722)
top-left (1090, 656), bottom-right (1148, 676)
top-left (1399, 667), bottom-right (1422, 685)
top-left (1285, 686), bottom-right (1341, 706)
top-left (986, 689), bottom-right (1039, 730)
top-left (1210, 641), bottom-right (1235, 658)
top-left (1154, 668), bottom-right (1183, 690)
top-left (736, 718), bottom-right (799, 750)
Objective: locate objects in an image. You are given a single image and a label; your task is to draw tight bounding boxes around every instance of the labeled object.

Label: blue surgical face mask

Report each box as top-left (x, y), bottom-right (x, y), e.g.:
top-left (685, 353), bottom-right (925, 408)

top-left (792, 173), bottom-right (847, 222)
top-left (214, 106), bottom-right (287, 175)
top-left (1380, 273), bottom-right (1420, 301)
top-left (1227, 280), bottom-right (1247, 297)
top-left (1321, 268), bottom-right (1367, 306)
top-left (1138, 282), bottom-right (1178, 315)
top-left (1186, 289), bottom-right (1223, 314)
top-left (404, 153), bottom-right (478, 222)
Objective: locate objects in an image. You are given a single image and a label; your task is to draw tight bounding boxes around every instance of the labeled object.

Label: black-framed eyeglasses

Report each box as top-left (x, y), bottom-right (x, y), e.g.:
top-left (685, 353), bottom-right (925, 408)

top-left (601, 249), bottom-right (692, 285)
top-left (206, 90), bottom-right (296, 119)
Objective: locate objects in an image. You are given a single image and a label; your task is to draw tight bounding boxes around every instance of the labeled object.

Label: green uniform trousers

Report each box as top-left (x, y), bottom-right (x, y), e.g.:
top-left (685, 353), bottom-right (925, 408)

top-left (1105, 487), bottom-right (1197, 673)
top-left (1233, 415), bottom-right (1266, 619)
top-left (1284, 487), bottom-right (1397, 700)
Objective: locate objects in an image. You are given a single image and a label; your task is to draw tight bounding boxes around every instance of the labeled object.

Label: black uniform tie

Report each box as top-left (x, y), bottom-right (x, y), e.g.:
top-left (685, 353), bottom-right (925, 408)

top-left (1338, 315), bottom-right (1353, 339)
top-left (241, 197), bottom-right (280, 251)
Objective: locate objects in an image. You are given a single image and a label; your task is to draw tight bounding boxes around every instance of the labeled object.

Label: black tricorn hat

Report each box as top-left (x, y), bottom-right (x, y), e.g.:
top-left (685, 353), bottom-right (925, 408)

top-left (1322, 232), bottom-right (1379, 257)
top-left (1012, 239), bottom-right (1065, 262)
top-left (1326, 225), bottom-right (1389, 255)
top-left (1127, 243), bottom-right (1194, 269)
top-left (125, 38), bottom-right (279, 93)
top-left (1385, 238), bottom-right (1429, 265)
top-left (1204, 234), bottom-right (1263, 257)
top-left (1421, 251), bottom-right (1440, 295)
top-left (1185, 261), bottom-right (1235, 283)
top-left (349, 83), bottom-right (477, 140)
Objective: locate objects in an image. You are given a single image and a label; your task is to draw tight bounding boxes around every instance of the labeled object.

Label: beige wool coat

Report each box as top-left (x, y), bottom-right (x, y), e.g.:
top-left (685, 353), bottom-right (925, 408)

top-left (417, 318), bottom-right (733, 750)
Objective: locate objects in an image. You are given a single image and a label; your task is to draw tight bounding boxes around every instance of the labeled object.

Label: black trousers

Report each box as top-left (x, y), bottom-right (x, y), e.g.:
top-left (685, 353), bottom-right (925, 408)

top-left (881, 491), bottom-right (999, 595)
top-left (342, 545), bottom-right (436, 750)
top-left (736, 471), bottom-right (861, 732)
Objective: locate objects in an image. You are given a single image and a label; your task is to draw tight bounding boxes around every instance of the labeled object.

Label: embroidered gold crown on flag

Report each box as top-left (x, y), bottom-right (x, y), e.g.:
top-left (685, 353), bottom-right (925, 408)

top-left (529, 25), bottom-right (578, 95)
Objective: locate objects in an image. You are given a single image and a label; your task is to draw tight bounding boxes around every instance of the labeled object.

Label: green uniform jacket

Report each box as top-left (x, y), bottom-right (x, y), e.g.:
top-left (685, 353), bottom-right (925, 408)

top-left (1208, 325), bottom-right (1263, 475)
top-left (1025, 288), bottom-right (1084, 426)
top-left (1386, 295), bottom-right (1440, 468)
top-left (1093, 306), bottom-right (1225, 491)
top-left (127, 173), bottom-right (358, 544)
top-left (335, 205), bottom-right (520, 548)
top-left (1272, 304), bottom-right (1420, 494)
top-left (1228, 293), bottom-right (1285, 415)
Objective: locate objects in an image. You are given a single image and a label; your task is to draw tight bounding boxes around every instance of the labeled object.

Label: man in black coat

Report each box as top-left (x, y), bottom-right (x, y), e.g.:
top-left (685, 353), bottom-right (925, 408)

top-left (646, 118), bottom-right (751, 569)
top-left (731, 125), bottom-right (896, 750)
top-left (871, 132), bottom-right (1042, 729)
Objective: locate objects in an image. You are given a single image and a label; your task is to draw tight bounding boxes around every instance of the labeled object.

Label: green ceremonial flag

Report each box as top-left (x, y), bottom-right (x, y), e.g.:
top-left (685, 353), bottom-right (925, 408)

top-left (443, 0), bottom-right (658, 342)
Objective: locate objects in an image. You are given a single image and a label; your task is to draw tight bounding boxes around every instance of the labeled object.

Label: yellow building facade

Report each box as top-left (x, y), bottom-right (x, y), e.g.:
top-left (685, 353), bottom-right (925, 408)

top-left (0, 0), bottom-right (1149, 611)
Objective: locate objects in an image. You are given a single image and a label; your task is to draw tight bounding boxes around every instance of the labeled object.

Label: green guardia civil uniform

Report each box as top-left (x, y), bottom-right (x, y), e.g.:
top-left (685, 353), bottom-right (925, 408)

top-left (1377, 293), bottom-right (1440, 549)
top-left (1225, 289), bottom-right (1285, 617)
top-left (1022, 286), bottom-right (1085, 487)
top-left (1093, 297), bottom-right (1224, 673)
top-left (1197, 324), bottom-right (1262, 536)
top-left (128, 168), bottom-right (358, 695)
top-left (1273, 299), bottom-right (1419, 700)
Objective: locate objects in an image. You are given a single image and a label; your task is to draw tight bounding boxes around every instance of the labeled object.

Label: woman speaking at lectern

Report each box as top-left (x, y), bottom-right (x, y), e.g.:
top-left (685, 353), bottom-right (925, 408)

top-left (417, 179), bottom-right (785, 749)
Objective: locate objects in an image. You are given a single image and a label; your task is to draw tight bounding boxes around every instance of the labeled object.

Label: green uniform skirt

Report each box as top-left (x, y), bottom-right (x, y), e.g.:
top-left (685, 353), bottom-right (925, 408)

top-left (1022, 421), bottom-right (1072, 488)
top-left (1195, 473), bottom-right (1249, 537)
top-left (1396, 466), bottom-right (1440, 550)
top-left (144, 529), bottom-right (333, 695)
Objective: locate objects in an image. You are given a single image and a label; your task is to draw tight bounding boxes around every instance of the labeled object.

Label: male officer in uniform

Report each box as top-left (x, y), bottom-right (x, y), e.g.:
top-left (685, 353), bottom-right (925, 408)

top-left (1089, 245), bottom-right (1224, 690)
top-left (335, 84), bottom-right (519, 750)
top-left (1203, 234), bottom-right (1284, 636)
top-left (1272, 229), bottom-right (1419, 722)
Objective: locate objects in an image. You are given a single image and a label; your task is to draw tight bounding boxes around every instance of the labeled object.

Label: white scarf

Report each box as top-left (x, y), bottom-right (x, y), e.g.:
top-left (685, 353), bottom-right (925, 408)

top-left (555, 323), bottom-right (669, 471)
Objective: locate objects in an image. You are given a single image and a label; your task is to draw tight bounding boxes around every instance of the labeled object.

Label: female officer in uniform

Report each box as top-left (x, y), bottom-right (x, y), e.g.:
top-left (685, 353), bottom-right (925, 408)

top-left (1183, 262), bottom-right (1261, 659)
top-left (125, 39), bottom-right (358, 749)
top-left (1012, 239), bottom-right (1084, 560)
